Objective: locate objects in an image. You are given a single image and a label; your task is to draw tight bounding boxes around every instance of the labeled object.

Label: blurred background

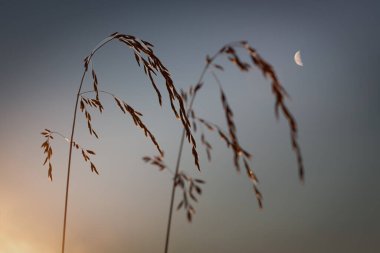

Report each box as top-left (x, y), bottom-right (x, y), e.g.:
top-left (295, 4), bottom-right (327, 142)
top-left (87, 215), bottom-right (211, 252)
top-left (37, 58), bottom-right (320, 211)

top-left (0, 0), bottom-right (379, 252)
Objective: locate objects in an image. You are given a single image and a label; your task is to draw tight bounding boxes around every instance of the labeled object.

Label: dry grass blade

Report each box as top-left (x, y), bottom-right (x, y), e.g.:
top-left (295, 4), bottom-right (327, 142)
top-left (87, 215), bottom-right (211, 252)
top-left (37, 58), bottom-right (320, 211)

top-left (200, 133), bottom-right (212, 161)
top-left (197, 118), bottom-right (214, 131)
top-left (92, 69), bottom-right (99, 100)
top-left (174, 172), bottom-right (204, 222)
top-left (81, 89), bottom-right (161, 157)
top-left (213, 64), bottom-right (224, 71)
top-left (214, 73), bottom-right (241, 172)
top-left (180, 89), bottom-right (188, 105)
top-left (195, 41), bottom-right (304, 181)
top-left (142, 155), bottom-right (166, 171)
top-left (40, 130), bottom-right (100, 179)
top-left (243, 158), bottom-right (258, 183)
top-left (120, 98), bottom-right (163, 156)
top-left (241, 42), bottom-right (304, 181)
top-left (41, 129), bottom-right (54, 180)
top-left (72, 140), bottom-right (99, 175)
top-left (224, 46), bottom-right (250, 71)
top-left (114, 97), bottom-right (126, 113)
top-left (79, 96), bottom-right (104, 138)
top-left (187, 110), bottom-right (262, 208)
top-left (193, 82), bottom-right (204, 96)
top-left (254, 185), bottom-right (263, 209)
top-left (147, 70), bottom-right (162, 106)
top-left (109, 33), bottom-right (199, 169)
top-left (143, 154), bottom-right (205, 222)
top-left (195, 116), bottom-right (252, 160)
top-left (90, 162), bottom-right (99, 175)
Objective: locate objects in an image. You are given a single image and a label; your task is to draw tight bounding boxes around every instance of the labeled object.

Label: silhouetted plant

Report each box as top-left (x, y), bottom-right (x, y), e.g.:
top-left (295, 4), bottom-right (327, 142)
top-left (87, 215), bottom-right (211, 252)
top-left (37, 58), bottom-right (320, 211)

top-left (40, 32), bottom-right (198, 253)
top-left (143, 40), bottom-right (305, 253)
top-left (41, 34), bottom-right (304, 253)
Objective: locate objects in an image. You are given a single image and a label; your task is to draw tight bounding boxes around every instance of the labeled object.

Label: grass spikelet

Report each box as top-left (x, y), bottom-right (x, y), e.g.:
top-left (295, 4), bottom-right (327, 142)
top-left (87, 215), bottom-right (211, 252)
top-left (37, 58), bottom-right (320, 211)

top-left (40, 33), bottom-right (199, 253)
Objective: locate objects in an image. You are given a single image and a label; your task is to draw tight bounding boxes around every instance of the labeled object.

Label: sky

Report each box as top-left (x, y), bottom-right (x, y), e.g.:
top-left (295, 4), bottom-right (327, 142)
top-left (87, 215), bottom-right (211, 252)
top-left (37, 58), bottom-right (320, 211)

top-left (0, 0), bottom-right (379, 252)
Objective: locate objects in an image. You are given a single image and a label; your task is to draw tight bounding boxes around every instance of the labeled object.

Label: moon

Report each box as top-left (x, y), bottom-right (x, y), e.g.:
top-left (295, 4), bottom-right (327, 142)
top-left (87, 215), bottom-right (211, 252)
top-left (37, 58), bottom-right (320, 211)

top-left (294, 50), bottom-right (303, 66)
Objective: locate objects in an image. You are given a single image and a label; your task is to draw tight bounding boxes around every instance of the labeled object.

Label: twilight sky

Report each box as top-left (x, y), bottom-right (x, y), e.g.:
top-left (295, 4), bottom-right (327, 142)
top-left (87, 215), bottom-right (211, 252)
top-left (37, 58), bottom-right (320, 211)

top-left (1, 0), bottom-right (379, 252)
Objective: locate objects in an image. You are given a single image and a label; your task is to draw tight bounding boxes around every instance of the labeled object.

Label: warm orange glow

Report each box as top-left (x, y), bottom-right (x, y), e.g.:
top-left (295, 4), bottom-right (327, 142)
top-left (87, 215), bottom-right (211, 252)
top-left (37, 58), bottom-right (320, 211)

top-left (0, 235), bottom-right (34, 253)
top-left (0, 204), bottom-right (55, 253)
top-left (0, 223), bottom-right (55, 253)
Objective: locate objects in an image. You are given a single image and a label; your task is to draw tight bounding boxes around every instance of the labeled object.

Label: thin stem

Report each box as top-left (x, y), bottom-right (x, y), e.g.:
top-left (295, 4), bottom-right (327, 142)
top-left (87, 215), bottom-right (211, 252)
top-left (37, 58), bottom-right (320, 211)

top-left (80, 89), bottom-right (116, 97)
top-left (164, 49), bottom-right (222, 253)
top-left (211, 71), bottom-right (223, 90)
top-left (50, 131), bottom-right (70, 142)
top-left (61, 36), bottom-right (115, 253)
top-left (61, 71), bottom-right (85, 253)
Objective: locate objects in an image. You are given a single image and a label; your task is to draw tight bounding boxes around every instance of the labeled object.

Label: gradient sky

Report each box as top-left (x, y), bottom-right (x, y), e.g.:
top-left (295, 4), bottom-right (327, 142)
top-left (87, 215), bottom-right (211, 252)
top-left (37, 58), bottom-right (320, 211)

top-left (1, 0), bottom-right (379, 252)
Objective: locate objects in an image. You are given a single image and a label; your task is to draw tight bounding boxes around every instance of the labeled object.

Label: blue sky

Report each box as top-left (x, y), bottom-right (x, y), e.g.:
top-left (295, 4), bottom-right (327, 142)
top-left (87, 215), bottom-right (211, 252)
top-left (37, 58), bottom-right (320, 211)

top-left (0, 1), bottom-right (379, 252)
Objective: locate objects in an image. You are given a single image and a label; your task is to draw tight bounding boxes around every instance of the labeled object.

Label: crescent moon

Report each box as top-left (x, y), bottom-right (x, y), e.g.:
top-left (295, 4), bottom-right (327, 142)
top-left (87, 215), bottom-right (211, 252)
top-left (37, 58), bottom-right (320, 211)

top-left (294, 50), bottom-right (303, 66)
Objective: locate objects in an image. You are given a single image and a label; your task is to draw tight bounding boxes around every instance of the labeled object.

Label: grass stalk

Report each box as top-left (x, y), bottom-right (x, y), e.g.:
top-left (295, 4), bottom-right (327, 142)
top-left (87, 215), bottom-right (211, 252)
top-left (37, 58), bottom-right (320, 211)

top-left (163, 40), bottom-right (304, 253)
top-left (164, 59), bottom-right (213, 253)
top-left (41, 32), bottom-right (193, 253)
top-left (60, 36), bottom-right (114, 253)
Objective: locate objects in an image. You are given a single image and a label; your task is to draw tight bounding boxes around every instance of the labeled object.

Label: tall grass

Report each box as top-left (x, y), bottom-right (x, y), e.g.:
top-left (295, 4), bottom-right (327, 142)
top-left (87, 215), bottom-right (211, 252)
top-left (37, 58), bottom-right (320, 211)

top-left (41, 33), bottom-right (304, 253)
top-left (41, 32), bottom-right (197, 253)
top-left (144, 41), bottom-right (304, 253)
